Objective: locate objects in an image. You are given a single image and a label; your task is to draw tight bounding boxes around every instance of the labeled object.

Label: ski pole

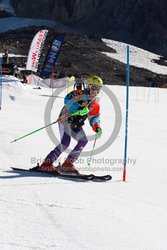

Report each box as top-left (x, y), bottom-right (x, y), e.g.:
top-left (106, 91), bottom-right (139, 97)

top-left (10, 120), bottom-right (58, 143)
top-left (10, 114), bottom-right (69, 144)
top-left (87, 137), bottom-right (97, 166)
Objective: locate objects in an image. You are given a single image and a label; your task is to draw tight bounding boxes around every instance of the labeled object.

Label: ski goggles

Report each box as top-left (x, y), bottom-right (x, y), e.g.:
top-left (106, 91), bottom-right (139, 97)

top-left (89, 85), bottom-right (102, 93)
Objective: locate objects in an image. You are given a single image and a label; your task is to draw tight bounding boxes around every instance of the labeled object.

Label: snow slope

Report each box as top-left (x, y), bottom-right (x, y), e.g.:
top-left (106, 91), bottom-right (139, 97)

top-left (0, 76), bottom-right (167, 249)
top-left (0, 0), bottom-right (75, 33)
top-left (102, 38), bottom-right (167, 75)
top-left (0, 0), bottom-right (76, 33)
top-left (0, 11), bottom-right (166, 78)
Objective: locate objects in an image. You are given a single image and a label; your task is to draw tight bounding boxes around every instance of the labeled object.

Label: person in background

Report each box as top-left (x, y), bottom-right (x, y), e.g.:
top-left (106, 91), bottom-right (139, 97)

top-left (2, 49), bottom-right (9, 64)
top-left (22, 73), bottom-right (28, 84)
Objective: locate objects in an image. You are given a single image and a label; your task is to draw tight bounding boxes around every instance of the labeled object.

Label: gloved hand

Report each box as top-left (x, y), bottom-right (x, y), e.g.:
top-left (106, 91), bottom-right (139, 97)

top-left (72, 106), bottom-right (89, 116)
top-left (96, 127), bottom-right (102, 138)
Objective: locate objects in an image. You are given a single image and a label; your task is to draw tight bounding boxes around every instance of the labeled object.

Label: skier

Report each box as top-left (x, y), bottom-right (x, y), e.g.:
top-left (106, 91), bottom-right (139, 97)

top-left (37, 75), bottom-right (103, 174)
top-left (74, 77), bottom-right (85, 90)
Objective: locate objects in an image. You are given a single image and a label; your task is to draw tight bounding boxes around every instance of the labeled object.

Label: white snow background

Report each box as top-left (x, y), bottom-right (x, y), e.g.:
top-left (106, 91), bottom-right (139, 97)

top-left (0, 74), bottom-right (167, 250)
top-left (0, 2), bottom-right (167, 248)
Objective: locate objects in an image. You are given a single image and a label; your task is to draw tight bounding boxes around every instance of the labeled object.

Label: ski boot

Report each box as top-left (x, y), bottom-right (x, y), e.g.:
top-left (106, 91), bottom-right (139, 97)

top-left (56, 159), bottom-right (79, 175)
top-left (31, 160), bottom-right (59, 173)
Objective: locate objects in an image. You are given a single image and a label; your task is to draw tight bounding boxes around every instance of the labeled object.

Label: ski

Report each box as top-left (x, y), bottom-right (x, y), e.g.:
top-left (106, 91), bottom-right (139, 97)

top-left (11, 167), bottom-right (112, 182)
top-left (92, 175), bottom-right (112, 181)
top-left (11, 167), bottom-right (94, 181)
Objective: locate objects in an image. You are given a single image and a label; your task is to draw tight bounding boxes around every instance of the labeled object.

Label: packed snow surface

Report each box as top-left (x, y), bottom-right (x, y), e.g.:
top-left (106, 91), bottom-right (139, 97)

top-left (0, 76), bottom-right (167, 249)
top-left (0, 12), bottom-right (167, 249)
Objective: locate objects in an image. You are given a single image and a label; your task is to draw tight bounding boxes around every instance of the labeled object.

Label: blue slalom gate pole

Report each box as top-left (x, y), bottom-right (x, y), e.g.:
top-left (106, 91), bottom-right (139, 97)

top-left (123, 45), bottom-right (130, 181)
top-left (0, 57), bottom-right (2, 110)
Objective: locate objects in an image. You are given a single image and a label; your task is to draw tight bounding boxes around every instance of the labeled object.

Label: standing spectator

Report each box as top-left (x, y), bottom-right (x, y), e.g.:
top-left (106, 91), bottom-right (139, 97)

top-left (2, 49), bottom-right (9, 64)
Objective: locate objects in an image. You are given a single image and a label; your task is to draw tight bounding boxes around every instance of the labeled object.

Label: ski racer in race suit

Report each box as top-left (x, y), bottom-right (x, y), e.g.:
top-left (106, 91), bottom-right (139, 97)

top-left (38, 75), bottom-right (103, 174)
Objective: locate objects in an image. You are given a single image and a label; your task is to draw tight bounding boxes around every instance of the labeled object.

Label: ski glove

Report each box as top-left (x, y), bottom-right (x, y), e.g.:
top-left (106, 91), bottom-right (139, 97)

top-left (96, 128), bottom-right (102, 138)
top-left (72, 106), bottom-right (89, 116)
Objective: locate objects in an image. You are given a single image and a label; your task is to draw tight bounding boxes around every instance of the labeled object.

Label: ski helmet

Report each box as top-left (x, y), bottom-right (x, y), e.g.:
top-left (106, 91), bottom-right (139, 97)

top-left (86, 75), bottom-right (103, 87)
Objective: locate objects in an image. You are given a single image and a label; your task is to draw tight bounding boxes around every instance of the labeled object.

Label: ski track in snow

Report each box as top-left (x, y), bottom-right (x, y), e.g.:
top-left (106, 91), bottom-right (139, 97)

top-left (0, 11), bottom-right (166, 250)
top-left (0, 77), bottom-right (167, 249)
